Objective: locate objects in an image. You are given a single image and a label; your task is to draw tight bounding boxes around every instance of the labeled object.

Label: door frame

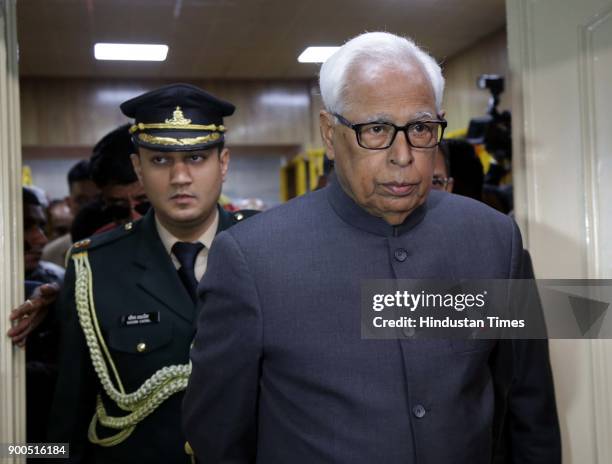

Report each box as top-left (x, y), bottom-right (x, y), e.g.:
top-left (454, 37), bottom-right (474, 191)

top-left (0, 0), bottom-right (26, 458)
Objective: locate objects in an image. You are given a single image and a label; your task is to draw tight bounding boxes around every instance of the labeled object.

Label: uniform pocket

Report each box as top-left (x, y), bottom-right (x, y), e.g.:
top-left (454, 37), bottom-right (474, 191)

top-left (107, 323), bottom-right (173, 354)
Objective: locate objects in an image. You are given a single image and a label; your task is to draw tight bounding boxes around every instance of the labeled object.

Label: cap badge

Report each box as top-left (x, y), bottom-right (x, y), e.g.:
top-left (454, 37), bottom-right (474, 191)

top-left (165, 106), bottom-right (192, 126)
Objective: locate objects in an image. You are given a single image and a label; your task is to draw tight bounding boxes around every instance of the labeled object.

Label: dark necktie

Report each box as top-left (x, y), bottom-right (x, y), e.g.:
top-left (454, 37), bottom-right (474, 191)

top-left (172, 242), bottom-right (205, 302)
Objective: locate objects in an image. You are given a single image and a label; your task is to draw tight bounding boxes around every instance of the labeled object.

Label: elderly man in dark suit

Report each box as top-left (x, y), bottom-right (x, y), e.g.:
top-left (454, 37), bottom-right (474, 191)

top-left (184, 32), bottom-right (561, 463)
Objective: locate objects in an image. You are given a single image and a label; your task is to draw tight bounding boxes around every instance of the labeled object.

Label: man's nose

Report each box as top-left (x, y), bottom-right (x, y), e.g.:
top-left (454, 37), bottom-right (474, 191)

top-left (388, 129), bottom-right (414, 167)
top-left (170, 160), bottom-right (192, 185)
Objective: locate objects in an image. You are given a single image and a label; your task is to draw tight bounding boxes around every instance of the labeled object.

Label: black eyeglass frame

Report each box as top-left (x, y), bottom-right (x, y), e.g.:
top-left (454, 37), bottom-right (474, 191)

top-left (334, 113), bottom-right (448, 150)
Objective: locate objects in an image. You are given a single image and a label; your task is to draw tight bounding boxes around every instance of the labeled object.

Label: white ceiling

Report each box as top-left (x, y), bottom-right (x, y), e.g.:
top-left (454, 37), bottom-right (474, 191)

top-left (17, 0), bottom-right (507, 79)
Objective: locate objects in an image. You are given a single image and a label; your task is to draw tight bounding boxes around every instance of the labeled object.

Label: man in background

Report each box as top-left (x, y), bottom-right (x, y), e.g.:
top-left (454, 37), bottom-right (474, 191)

top-left (21, 186), bottom-right (64, 443)
top-left (46, 199), bottom-right (73, 241)
top-left (23, 187), bottom-right (65, 287)
top-left (71, 124), bottom-right (149, 239)
top-left (432, 142), bottom-right (454, 192)
top-left (91, 124), bottom-right (149, 222)
top-left (438, 138), bottom-right (484, 200)
top-left (42, 160), bottom-right (100, 267)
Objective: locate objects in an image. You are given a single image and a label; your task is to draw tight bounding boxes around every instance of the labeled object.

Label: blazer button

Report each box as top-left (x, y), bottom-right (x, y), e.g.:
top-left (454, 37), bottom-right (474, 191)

top-left (394, 248), bottom-right (408, 262)
top-left (403, 326), bottom-right (415, 338)
top-left (413, 404), bottom-right (426, 418)
top-left (136, 342), bottom-right (147, 353)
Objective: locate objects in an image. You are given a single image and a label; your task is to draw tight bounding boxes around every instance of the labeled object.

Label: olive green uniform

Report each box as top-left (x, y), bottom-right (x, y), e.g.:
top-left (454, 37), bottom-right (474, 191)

top-left (48, 206), bottom-right (255, 463)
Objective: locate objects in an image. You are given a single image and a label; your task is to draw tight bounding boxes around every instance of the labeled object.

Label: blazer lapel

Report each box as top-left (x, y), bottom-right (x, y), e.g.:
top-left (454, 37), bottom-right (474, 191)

top-left (133, 211), bottom-right (195, 324)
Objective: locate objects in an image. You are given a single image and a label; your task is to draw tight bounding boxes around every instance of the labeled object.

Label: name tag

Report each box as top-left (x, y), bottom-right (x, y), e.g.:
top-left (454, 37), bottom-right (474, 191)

top-left (120, 312), bottom-right (160, 326)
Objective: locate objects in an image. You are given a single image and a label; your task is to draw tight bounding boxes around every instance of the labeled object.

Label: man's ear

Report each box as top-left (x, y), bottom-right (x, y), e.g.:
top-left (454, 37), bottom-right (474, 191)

top-left (319, 110), bottom-right (336, 160)
top-left (219, 147), bottom-right (230, 182)
top-left (130, 153), bottom-right (144, 184)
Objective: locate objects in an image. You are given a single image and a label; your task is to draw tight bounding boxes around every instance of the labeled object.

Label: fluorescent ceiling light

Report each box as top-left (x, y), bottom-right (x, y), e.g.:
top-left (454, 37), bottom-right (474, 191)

top-left (298, 46), bottom-right (340, 63)
top-left (259, 92), bottom-right (309, 107)
top-left (94, 43), bottom-right (169, 61)
top-left (95, 89), bottom-right (148, 104)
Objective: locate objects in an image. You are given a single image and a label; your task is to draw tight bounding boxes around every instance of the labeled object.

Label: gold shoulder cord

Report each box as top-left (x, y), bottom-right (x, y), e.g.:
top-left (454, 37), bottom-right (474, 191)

top-left (72, 252), bottom-right (192, 447)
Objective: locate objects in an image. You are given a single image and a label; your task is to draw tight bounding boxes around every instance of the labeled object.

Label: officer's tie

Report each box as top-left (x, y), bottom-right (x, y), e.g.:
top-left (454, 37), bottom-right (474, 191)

top-left (172, 242), bottom-right (204, 302)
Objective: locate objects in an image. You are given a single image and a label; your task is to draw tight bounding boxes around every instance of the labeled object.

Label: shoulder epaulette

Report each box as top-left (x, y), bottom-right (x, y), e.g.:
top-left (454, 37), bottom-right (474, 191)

top-left (232, 209), bottom-right (259, 223)
top-left (67, 220), bottom-right (140, 258)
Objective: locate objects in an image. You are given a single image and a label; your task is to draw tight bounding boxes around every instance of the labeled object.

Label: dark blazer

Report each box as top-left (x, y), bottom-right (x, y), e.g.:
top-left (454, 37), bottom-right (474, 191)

top-left (184, 180), bottom-right (561, 464)
top-left (48, 207), bottom-right (253, 464)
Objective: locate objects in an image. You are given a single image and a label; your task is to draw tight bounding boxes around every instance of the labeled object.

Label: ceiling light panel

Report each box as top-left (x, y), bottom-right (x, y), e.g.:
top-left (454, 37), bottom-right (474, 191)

top-left (94, 43), bottom-right (169, 61)
top-left (297, 46), bottom-right (340, 63)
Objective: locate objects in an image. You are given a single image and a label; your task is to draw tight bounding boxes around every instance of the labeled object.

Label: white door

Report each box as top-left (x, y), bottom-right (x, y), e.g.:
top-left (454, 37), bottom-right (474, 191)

top-left (507, 0), bottom-right (612, 462)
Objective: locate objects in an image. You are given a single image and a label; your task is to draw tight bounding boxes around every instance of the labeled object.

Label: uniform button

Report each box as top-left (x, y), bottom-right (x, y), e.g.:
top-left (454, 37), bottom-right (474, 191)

top-left (136, 342), bottom-right (147, 353)
top-left (403, 326), bottom-right (415, 338)
top-left (394, 248), bottom-right (408, 262)
top-left (413, 404), bottom-right (426, 418)
top-left (234, 212), bottom-right (244, 221)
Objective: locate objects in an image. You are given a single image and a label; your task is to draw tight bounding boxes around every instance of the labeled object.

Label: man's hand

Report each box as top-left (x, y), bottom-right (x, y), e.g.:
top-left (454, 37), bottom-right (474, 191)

top-left (7, 283), bottom-right (60, 347)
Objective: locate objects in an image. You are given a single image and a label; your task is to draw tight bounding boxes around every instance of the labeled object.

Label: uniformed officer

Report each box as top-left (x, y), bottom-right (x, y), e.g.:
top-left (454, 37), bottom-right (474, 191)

top-left (48, 83), bottom-right (256, 463)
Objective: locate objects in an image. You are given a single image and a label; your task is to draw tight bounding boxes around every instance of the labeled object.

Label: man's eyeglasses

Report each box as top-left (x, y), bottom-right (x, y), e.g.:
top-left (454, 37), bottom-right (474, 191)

top-left (334, 113), bottom-right (447, 150)
top-left (431, 176), bottom-right (451, 190)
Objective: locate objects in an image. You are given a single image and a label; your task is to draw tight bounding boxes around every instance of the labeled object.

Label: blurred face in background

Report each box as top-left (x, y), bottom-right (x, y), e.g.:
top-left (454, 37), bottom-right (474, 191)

top-left (67, 179), bottom-right (100, 215)
top-left (47, 200), bottom-right (73, 239)
top-left (100, 181), bottom-right (148, 223)
top-left (23, 204), bottom-right (48, 272)
top-left (432, 148), bottom-right (454, 192)
top-left (131, 146), bottom-right (229, 236)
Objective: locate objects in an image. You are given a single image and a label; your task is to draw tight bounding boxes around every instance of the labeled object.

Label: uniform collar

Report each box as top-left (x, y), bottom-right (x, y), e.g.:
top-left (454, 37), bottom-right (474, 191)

top-left (326, 176), bottom-right (428, 237)
top-left (216, 204), bottom-right (236, 233)
top-left (155, 207), bottom-right (219, 256)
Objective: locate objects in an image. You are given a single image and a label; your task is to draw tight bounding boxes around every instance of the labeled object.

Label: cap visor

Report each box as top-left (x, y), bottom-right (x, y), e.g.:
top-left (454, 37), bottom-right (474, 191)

top-left (135, 129), bottom-right (223, 152)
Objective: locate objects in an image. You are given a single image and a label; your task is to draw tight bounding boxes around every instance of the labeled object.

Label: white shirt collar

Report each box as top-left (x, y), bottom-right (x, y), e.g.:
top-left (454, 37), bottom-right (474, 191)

top-left (155, 208), bottom-right (219, 252)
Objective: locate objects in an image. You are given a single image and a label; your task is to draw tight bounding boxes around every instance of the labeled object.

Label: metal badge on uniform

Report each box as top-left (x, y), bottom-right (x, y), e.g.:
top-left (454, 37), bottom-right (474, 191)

top-left (120, 311), bottom-right (161, 326)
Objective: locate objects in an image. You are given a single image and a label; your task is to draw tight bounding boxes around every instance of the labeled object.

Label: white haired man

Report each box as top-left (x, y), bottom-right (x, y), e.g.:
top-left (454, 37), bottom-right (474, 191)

top-left (183, 32), bottom-right (561, 463)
